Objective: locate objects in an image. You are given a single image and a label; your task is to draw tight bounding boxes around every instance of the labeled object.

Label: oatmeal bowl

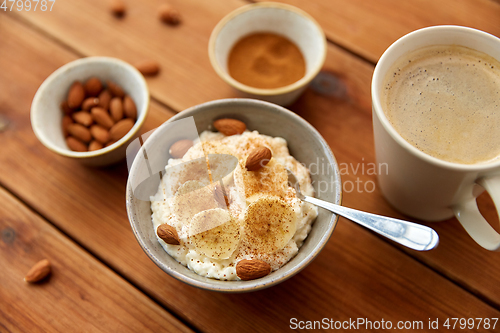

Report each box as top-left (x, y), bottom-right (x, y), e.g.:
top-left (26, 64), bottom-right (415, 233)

top-left (126, 98), bottom-right (341, 292)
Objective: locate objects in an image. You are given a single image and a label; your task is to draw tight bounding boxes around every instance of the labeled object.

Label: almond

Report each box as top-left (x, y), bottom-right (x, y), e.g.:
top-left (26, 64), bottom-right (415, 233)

top-left (214, 183), bottom-right (229, 208)
top-left (245, 146), bottom-right (272, 171)
top-left (61, 100), bottom-right (73, 114)
top-left (123, 95), bottom-right (137, 119)
top-left (24, 259), bottom-right (52, 283)
top-left (90, 125), bottom-right (110, 144)
top-left (135, 59), bottom-right (160, 76)
top-left (72, 111), bottom-right (93, 127)
top-left (98, 90), bottom-right (112, 110)
top-left (84, 77), bottom-right (103, 97)
top-left (213, 118), bottom-right (246, 136)
top-left (110, 0), bottom-right (126, 17)
top-left (109, 118), bottom-right (134, 141)
top-left (236, 259), bottom-right (271, 281)
top-left (106, 80), bottom-right (125, 98)
top-left (67, 81), bottom-right (85, 109)
top-left (158, 4), bottom-right (181, 25)
top-left (105, 140), bottom-right (118, 147)
top-left (62, 115), bottom-right (73, 137)
top-left (67, 123), bottom-right (92, 143)
top-left (109, 97), bottom-right (124, 121)
top-left (91, 107), bottom-right (115, 129)
top-left (89, 140), bottom-right (104, 151)
top-left (82, 97), bottom-right (100, 111)
top-left (157, 224), bottom-right (180, 245)
top-left (66, 136), bottom-right (88, 152)
top-left (169, 139), bottom-right (193, 158)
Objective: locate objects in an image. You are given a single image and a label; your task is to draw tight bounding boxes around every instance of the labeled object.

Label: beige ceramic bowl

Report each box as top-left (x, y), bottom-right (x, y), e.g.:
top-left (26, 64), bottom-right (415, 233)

top-left (126, 98), bottom-right (342, 292)
top-left (31, 57), bottom-right (149, 166)
top-left (209, 2), bottom-right (327, 106)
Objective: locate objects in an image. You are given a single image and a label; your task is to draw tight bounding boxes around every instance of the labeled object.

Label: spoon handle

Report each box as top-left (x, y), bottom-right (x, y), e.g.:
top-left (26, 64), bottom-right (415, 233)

top-left (303, 196), bottom-right (439, 251)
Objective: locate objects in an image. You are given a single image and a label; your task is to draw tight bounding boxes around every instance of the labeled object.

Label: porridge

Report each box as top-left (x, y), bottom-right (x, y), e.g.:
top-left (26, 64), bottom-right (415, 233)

top-left (151, 119), bottom-right (318, 280)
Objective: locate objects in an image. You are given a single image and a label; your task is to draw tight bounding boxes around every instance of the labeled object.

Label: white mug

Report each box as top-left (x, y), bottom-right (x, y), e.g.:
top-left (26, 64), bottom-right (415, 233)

top-left (371, 26), bottom-right (500, 251)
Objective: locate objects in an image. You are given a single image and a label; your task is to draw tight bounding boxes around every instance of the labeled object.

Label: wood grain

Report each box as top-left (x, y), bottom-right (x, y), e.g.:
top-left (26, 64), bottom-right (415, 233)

top-left (0, 186), bottom-right (192, 333)
top-left (256, 0), bottom-right (500, 63)
top-left (2, 6), bottom-right (500, 333)
top-left (9, 0), bottom-right (243, 112)
top-left (4, 0), bottom-right (500, 331)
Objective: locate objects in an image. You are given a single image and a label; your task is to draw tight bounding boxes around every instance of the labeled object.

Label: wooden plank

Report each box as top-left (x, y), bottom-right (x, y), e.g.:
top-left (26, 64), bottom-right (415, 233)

top-left (0, 185), bottom-right (193, 332)
top-left (3, 7), bottom-right (500, 333)
top-left (255, 0), bottom-right (500, 63)
top-left (0, 7), bottom-right (499, 332)
top-left (7, 0), bottom-right (373, 118)
top-left (8, 0), bottom-right (242, 112)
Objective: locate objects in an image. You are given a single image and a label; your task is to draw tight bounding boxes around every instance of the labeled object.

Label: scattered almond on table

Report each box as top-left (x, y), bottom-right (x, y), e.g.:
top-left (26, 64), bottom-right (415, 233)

top-left (134, 59), bottom-right (161, 76)
top-left (24, 259), bottom-right (52, 283)
top-left (158, 4), bottom-right (181, 25)
top-left (61, 77), bottom-right (137, 152)
top-left (109, 0), bottom-right (126, 17)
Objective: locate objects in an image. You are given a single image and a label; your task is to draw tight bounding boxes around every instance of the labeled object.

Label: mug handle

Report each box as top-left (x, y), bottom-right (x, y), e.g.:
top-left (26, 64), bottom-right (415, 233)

top-left (453, 176), bottom-right (500, 251)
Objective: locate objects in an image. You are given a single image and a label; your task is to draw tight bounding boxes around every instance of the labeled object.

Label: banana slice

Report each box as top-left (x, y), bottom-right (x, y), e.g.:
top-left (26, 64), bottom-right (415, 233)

top-left (170, 181), bottom-right (218, 224)
top-left (188, 208), bottom-right (240, 259)
top-left (243, 196), bottom-right (296, 254)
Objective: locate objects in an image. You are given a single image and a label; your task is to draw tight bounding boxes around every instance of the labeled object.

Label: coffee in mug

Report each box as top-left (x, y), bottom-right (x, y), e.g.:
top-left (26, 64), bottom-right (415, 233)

top-left (381, 45), bottom-right (500, 165)
top-left (371, 26), bottom-right (500, 251)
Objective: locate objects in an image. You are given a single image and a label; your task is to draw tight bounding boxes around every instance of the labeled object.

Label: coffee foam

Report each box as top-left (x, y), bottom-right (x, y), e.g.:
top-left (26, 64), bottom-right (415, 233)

top-left (381, 45), bottom-right (500, 164)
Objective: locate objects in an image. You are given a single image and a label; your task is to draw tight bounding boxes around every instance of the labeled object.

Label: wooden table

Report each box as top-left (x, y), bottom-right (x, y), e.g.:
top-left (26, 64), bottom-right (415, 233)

top-left (1, 0), bottom-right (500, 331)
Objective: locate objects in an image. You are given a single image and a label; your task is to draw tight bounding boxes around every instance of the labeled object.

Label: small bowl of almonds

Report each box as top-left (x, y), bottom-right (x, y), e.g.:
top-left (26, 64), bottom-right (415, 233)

top-left (31, 57), bottom-right (149, 166)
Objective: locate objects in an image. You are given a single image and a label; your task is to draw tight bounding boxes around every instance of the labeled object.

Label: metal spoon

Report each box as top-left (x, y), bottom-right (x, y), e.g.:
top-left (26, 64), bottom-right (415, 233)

top-left (287, 169), bottom-right (439, 251)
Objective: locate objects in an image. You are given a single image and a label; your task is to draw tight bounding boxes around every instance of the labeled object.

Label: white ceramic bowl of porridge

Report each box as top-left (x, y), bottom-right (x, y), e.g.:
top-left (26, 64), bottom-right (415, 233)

top-left (126, 98), bottom-right (341, 292)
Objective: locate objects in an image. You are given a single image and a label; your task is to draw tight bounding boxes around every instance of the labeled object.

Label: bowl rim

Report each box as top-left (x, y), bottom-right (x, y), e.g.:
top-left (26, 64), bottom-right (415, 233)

top-left (208, 2), bottom-right (327, 96)
top-left (30, 56), bottom-right (150, 159)
top-left (126, 98), bottom-right (342, 292)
